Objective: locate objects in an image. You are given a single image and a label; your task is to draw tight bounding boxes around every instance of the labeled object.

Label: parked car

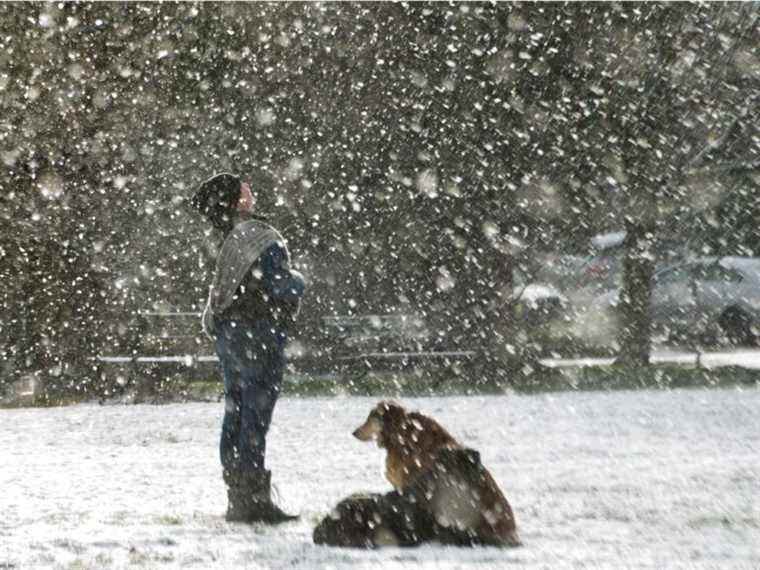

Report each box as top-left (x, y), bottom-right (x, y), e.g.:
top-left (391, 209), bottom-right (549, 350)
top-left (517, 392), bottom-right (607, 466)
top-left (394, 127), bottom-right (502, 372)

top-left (570, 231), bottom-right (693, 294)
top-left (585, 257), bottom-right (760, 346)
top-left (512, 267), bottom-right (569, 327)
top-left (513, 282), bottom-right (569, 327)
top-left (574, 231), bottom-right (627, 291)
top-left (530, 253), bottom-right (588, 292)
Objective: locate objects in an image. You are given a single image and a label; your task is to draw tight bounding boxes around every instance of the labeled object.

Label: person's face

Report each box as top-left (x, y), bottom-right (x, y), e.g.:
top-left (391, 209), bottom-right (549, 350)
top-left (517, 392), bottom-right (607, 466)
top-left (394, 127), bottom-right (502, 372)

top-left (237, 182), bottom-right (254, 213)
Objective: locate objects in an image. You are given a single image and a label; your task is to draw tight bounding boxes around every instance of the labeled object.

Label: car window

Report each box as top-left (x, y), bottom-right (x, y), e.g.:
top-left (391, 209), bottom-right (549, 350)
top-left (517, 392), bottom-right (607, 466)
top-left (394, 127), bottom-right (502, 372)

top-left (691, 263), bottom-right (743, 283)
top-left (656, 266), bottom-right (690, 285)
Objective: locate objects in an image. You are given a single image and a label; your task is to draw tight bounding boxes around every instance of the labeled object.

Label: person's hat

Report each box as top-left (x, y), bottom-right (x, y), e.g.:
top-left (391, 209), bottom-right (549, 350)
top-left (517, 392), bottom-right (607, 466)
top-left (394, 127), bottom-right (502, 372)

top-left (190, 172), bottom-right (241, 231)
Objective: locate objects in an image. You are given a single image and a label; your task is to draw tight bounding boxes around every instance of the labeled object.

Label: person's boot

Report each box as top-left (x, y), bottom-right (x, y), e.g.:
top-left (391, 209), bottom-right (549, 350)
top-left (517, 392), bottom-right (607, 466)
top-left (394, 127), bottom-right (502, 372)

top-left (224, 469), bottom-right (298, 524)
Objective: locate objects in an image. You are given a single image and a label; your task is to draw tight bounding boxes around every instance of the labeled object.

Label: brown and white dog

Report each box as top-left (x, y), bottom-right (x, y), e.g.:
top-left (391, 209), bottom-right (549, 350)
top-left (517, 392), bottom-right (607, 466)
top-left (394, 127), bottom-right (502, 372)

top-left (353, 400), bottom-right (461, 491)
top-left (352, 400), bottom-right (521, 547)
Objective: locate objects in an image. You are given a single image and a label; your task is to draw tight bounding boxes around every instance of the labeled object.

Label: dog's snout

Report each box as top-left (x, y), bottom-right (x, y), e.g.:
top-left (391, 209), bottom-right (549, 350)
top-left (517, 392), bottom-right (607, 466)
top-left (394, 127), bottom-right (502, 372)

top-left (353, 420), bottom-right (376, 442)
top-left (353, 424), bottom-right (370, 441)
top-left (353, 415), bottom-right (382, 442)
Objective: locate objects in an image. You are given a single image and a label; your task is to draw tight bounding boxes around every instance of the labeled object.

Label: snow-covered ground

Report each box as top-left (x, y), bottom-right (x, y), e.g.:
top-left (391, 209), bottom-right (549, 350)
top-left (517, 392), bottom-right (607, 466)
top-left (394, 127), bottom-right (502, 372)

top-left (2, 389), bottom-right (759, 569)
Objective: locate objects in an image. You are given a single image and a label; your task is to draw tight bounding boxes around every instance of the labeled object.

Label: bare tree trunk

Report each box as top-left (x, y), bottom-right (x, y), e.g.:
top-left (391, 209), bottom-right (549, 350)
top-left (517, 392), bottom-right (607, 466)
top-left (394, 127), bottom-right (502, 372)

top-left (616, 222), bottom-right (655, 367)
top-left (483, 251), bottom-right (517, 375)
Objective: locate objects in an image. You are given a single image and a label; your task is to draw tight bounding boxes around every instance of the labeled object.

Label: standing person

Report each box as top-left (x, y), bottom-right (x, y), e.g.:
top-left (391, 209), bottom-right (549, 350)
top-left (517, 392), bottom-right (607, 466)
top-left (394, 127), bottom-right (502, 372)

top-left (190, 172), bottom-right (305, 523)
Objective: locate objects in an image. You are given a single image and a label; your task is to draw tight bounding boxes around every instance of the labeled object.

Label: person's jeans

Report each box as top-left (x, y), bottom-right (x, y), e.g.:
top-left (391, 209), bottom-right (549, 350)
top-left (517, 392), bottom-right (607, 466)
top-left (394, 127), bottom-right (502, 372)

top-left (215, 318), bottom-right (287, 476)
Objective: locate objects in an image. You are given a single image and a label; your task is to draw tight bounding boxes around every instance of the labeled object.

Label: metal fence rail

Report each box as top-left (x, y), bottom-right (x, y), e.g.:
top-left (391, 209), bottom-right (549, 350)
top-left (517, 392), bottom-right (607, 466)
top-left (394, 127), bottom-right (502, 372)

top-left (95, 312), bottom-right (478, 374)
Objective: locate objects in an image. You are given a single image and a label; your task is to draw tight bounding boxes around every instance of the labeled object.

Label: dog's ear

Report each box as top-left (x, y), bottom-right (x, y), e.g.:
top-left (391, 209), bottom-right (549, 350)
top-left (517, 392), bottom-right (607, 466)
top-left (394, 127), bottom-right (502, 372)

top-left (377, 400), bottom-right (405, 419)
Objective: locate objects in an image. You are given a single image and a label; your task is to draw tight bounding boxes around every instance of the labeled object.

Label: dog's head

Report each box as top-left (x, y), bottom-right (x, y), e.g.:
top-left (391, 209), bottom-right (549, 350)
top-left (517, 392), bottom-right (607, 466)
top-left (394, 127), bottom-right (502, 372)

top-left (352, 400), bottom-right (406, 447)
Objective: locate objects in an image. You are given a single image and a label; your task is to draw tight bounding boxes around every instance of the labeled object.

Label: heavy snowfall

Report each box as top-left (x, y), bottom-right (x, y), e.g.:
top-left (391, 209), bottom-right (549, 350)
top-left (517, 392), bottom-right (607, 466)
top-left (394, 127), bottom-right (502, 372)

top-left (2, 3), bottom-right (759, 569)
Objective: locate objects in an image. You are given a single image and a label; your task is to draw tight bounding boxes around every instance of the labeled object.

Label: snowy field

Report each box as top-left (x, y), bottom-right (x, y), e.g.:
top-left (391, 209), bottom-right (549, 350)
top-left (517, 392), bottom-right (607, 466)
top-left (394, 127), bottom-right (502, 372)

top-left (2, 389), bottom-right (759, 570)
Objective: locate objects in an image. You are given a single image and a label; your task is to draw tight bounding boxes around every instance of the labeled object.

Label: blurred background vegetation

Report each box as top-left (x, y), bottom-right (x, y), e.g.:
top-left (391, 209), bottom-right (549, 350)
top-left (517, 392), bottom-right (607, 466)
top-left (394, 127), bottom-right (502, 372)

top-left (0, 2), bottom-right (757, 401)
